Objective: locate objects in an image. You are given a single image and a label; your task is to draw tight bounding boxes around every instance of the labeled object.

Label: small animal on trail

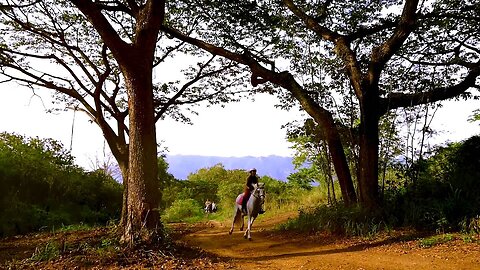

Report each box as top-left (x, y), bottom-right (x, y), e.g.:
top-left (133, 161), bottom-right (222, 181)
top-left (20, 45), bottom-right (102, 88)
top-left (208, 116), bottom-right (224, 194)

top-left (229, 183), bottom-right (265, 240)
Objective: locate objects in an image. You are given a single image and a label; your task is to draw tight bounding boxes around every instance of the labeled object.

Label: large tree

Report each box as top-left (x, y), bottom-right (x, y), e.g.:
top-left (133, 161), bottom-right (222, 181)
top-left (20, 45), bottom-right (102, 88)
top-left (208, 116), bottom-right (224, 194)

top-left (165, 0), bottom-right (480, 207)
top-left (0, 0), bottom-right (244, 245)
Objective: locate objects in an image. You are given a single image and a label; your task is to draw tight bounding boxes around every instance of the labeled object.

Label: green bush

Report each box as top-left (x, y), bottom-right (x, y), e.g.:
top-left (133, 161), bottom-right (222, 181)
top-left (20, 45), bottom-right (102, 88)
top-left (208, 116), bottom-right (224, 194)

top-left (278, 203), bottom-right (388, 237)
top-left (383, 135), bottom-right (480, 231)
top-left (160, 164), bottom-right (310, 221)
top-left (365, 134), bottom-right (480, 235)
top-left (0, 133), bottom-right (123, 236)
top-left (162, 199), bottom-right (204, 223)
top-left (418, 234), bottom-right (454, 248)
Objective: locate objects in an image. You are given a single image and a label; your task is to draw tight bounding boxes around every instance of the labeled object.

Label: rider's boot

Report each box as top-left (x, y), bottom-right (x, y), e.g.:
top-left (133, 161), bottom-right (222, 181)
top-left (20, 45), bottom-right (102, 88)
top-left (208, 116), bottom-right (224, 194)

top-left (241, 202), bottom-right (247, 215)
top-left (259, 204), bottom-right (265, 214)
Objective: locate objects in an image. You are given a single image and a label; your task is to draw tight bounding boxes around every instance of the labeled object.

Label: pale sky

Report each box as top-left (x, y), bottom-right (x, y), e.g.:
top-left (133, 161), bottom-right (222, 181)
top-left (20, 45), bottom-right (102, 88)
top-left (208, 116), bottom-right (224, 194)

top-left (0, 83), bottom-right (478, 170)
top-left (0, 85), bottom-right (305, 169)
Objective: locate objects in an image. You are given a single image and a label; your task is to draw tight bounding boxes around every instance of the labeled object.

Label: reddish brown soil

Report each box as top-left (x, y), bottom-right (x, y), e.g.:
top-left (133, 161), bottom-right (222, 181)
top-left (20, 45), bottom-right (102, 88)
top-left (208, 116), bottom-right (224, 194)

top-left (1, 213), bottom-right (479, 269)
top-left (179, 212), bottom-right (480, 270)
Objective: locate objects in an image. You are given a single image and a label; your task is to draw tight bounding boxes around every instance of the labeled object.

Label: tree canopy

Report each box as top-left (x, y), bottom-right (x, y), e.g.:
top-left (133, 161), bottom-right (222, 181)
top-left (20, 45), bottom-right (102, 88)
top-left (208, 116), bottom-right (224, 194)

top-left (0, 0), bottom-right (478, 244)
top-left (165, 0), bottom-right (480, 207)
top-left (0, 0), bottom-right (251, 245)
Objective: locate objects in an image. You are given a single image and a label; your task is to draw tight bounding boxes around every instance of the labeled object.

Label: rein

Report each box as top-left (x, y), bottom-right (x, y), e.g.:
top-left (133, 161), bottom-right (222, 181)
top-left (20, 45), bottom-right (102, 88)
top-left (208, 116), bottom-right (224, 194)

top-left (252, 187), bottom-right (265, 200)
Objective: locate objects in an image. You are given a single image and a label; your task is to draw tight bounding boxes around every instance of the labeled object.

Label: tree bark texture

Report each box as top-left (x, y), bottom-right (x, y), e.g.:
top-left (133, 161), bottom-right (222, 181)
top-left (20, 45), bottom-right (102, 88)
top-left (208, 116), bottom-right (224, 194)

top-left (121, 63), bottom-right (161, 245)
top-left (357, 89), bottom-right (380, 208)
top-left (69, 0), bottom-right (165, 245)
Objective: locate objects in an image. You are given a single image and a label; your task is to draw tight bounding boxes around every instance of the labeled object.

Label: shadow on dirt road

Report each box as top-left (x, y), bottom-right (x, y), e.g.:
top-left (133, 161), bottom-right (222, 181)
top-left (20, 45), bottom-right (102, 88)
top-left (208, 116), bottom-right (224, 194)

top-left (177, 213), bottom-right (480, 270)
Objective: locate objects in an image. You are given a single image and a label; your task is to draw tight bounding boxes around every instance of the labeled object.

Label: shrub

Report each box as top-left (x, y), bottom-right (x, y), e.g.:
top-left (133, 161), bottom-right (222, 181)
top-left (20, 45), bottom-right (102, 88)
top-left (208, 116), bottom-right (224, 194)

top-left (0, 133), bottom-right (123, 236)
top-left (418, 234), bottom-right (454, 248)
top-left (162, 199), bottom-right (204, 223)
top-left (384, 135), bottom-right (480, 232)
top-left (278, 203), bottom-right (388, 237)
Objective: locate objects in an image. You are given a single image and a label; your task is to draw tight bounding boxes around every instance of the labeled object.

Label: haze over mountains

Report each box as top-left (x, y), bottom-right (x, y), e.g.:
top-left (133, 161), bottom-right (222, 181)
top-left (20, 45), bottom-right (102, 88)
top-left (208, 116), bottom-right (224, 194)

top-left (165, 155), bottom-right (296, 181)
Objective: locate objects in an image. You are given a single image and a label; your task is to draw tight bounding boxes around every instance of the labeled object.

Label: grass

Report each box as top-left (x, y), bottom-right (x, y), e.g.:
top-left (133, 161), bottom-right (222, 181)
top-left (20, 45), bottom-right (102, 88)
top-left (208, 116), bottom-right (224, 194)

top-left (30, 241), bottom-right (60, 262)
top-left (277, 202), bottom-right (390, 238)
top-left (57, 223), bottom-right (92, 232)
top-left (418, 233), bottom-right (455, 248)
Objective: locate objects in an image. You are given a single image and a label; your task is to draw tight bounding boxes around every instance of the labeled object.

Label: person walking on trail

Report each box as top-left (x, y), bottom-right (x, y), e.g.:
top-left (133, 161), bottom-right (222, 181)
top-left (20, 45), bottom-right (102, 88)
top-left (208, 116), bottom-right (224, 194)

top-left (242, 168), bottom-right (265, 214)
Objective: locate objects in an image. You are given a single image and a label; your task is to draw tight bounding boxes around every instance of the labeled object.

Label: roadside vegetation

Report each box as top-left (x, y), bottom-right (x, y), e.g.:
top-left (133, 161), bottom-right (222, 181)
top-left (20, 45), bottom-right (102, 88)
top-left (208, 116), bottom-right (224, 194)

top-left (0, 130), bottom-right (480, 268)
top-left (2, 131), bottom-right (479, 239)
top-left (279, 135), bottom-right (480, 238)
top-left (160, 164), bottom-right (323, 223)
top-left (1, 130), bottom-right (480, 268)
top-left (0, 132), bottom-right (122, 237)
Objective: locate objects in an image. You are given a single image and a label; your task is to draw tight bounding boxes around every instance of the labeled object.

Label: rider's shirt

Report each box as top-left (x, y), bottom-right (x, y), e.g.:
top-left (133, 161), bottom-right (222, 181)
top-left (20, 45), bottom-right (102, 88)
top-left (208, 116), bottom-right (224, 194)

top-left (246, 175), bottom-right (259, 191)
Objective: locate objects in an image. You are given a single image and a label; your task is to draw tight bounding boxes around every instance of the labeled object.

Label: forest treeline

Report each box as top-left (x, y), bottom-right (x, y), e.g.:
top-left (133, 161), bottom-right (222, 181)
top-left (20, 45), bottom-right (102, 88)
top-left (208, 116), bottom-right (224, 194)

top-left (0, 133), bottom-right (123, 237)
top-left (0, 132), bottom-right (306, 236)
top-left (1, 131), bottom-right (479, 237)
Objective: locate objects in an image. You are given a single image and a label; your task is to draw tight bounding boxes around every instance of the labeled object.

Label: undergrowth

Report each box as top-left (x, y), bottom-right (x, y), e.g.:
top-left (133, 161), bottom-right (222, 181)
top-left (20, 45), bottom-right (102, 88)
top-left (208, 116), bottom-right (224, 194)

top-left (277, 203), bottom-right (390, 238)
top-left (418, 234), bottom-right (454, 248)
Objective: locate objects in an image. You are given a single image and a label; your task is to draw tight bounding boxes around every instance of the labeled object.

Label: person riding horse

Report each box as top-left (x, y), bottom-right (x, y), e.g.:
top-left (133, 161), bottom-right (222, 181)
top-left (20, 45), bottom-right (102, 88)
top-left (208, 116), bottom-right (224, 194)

top-left (205, 199), bottom-right (213, 213)
top-left (242, 168), bottom-right (265, 214)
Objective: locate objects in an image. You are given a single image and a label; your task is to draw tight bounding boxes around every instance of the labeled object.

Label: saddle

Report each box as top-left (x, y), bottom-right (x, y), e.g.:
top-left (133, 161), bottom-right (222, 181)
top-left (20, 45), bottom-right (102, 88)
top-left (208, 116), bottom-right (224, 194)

top-left (236, 194), bottom-right (244, 205)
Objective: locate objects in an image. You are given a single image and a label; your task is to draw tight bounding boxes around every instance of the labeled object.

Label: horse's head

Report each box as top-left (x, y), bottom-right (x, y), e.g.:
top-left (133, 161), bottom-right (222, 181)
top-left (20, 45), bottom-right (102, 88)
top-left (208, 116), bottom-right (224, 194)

top-left (253, 182), bottom-right (265, 201)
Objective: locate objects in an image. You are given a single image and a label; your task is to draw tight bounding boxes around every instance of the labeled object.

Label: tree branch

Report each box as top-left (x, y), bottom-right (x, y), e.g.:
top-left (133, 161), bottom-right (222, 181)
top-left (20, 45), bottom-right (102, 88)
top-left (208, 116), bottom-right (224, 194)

top-left (95, 0), bottom-right (136, 17)
top-left (161, 25), bottom-right (247, 64)
top-left (154, 57), bottom-right (238, 121)
top-left (346, 19), bottom-right (398, 42)
top-left (380, 62), bottom-right (480, 114)
top-left (282, 0), bottom-right (340, 42)
top-left (69, 0), bottom-right (131, 63)
top-left (368, 0), bottom-right (419, 83)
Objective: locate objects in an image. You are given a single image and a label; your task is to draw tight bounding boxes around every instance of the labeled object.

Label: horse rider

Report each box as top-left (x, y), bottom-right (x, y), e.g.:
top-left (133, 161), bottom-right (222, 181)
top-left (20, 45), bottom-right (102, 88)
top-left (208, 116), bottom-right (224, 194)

top-left (242, 168), bottom-right (265, 214)
top-left (211, 201), bottom-right (217, 212)
top-left (205, 199), bottom-right (212, 213)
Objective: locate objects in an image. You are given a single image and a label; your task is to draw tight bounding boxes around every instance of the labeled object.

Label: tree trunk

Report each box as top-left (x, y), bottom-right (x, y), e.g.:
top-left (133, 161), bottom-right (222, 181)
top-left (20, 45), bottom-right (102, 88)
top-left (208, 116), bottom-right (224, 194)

top-left (325, 150), bottom-right (337, 204)
top-left (320, 117), bottom-right (357, 206)
top-left (118, 162), bottom-right (128, 227)
top-left (272, 72), bottom-right (357, 205)
top-left (358, 95), bottom-right (380, 208)
top-left (121, 66), bottom-right (162, 246)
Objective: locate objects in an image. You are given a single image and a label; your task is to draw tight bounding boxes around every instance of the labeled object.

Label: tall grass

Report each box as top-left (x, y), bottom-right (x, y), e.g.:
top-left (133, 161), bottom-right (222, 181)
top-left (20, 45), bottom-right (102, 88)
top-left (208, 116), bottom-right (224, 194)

top-left (277, 203), bottom-right (390, 238)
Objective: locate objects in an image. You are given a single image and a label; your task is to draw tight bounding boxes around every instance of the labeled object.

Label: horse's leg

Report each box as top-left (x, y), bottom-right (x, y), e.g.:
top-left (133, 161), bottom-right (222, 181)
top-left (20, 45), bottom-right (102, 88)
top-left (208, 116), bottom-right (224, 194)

top-left (243, 214), bottom-right (250, 239)
top-left (250, 215), bottom-right (258, 240)
top-left (240, 211), bottom-right (244, 231)
top-left (229, 206), bottom-right (238, 235)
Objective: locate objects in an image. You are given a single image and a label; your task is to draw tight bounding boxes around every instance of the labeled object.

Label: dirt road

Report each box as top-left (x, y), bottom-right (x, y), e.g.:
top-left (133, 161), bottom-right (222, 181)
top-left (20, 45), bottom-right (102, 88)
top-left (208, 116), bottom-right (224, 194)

top-left (179, 213), bottom-right (480, 270)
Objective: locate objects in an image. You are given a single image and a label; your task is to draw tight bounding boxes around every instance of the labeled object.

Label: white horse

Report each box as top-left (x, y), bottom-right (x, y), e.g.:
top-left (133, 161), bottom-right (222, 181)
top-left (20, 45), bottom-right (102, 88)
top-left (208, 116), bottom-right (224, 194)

top-left (229, 183), bottom-right (265, 240)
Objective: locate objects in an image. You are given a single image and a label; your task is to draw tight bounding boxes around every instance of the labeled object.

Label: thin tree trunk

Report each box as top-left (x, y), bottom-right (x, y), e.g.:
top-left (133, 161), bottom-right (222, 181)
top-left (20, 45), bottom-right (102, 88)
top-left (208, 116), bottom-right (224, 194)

top-left (118, 162), bottom-right (128, 227)
top-left (379, 112), bottom-right (396, 199)
top-left (326, 152), bottom-right (337, 204)
top-left (320, 141), bottom-right (336, 204)
top-left (321, 120), bottom-right (357, 206)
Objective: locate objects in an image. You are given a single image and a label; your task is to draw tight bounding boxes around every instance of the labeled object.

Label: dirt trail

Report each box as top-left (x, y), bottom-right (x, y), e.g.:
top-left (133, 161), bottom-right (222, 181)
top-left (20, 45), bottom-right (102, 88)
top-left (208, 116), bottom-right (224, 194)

top-left (179, 213), bottom-right (480, 270)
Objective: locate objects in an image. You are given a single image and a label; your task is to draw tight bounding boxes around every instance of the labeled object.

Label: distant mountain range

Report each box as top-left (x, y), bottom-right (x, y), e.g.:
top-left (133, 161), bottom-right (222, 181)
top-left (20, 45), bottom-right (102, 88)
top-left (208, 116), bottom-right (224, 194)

top-left (165, 155), bottom-right (296, 181)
